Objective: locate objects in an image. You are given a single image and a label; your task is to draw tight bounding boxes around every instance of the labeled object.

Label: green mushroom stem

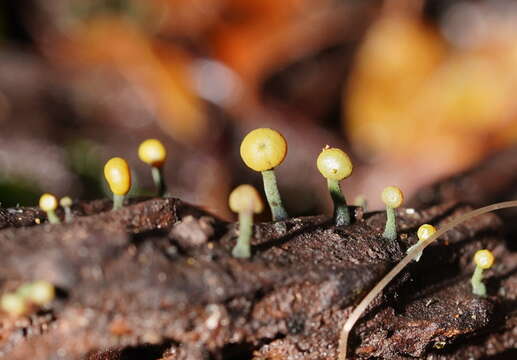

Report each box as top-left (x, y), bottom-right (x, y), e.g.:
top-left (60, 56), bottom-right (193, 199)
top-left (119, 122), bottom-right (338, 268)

top-left (261, 169), bottom-right (288, 221)
top-left (383, 205), bottom-right (397, 240)
top-left (46, 209), bottom-right (60, 224)
top-left (327, 178), bottom-right (350, 226)
top-left (232, 211), bottom-right (253, 258)
top-left (60, 197), bottom-right (73, 223)
top-left (151, 166), bottom-right (167, 197)
top-left (63, 207), bottom-right (72, 223)
top-left (113, 194), bottom-right (124, 211)
top-left (471, 266), bottom-right (486, 296)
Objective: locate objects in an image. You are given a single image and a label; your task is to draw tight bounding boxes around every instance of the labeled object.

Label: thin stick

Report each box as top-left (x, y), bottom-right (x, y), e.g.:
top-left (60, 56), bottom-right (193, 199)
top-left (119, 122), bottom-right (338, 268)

top-left (338, 200), bottom-right (517, 360)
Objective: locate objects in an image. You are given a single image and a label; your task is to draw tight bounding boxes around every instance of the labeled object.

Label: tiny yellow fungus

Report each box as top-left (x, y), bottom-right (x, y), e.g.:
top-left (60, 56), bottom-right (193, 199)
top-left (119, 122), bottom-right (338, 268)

top-left (317, 147), bottom-right (353, 181)
top-left (60, 196), bottom-right (73, 223)
top-left (240, 128), bottom-right (288, 221)
top-left (407, 224), bottom-right (437, 261)
top-left (381, 186), bottom-right (404, 208)
top-left (240, 128), bottom-right (287, 172)
top-left (474, 249), bottom-right (495, 269)
top-left (229, 185), bottom-right (264, 258)
top-left (317, 146), bottom-right (353, 226)
top-left (138, 139), bottom-right (168, 196)
top-left (138, 139), bottom-right (167, 167)
top-left (471, 249), bottom-right (495, 296)
top-left (28, 280), bottom-right (56, 306)
top-left (0, 293), bottom-right (28, 317)
top-left (39, 193), bottom-right (60, 224)
top-left (381, 186), bottom-right (404, 240)
top-left (104, 157), bottom-right (131, 210)
top-left (353, 195), bottom-right (368, 212)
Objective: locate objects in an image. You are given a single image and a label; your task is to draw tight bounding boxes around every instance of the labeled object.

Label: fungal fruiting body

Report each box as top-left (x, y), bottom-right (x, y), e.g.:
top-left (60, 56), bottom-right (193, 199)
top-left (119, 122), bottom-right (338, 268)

top-left (471, 249), bottom-right (494, 296)
top-left (407, 224), bottom-right (437, 261)
top-left (60, 196), bottom-right (73, 223)
top-left (381, 186), bottom-right (404, 240)
top-left (138, 139), bottom-right (168, 196)
top-left (240, 128), bottom-right (288, 221)
top-left (354, 195), bottom-right (368, 212)
top-left (28, 280), bottom-right (56, 306)
top-left (229, 184), bottom-right (264, 258)
top-left (0, 293), bottom-right (27, 317)
top-left (39, 193), bottom-right (60, 224)
top-left (104, 157), bottom-right (131, 210)
top-left (317, 147), bottom-right (353, 226)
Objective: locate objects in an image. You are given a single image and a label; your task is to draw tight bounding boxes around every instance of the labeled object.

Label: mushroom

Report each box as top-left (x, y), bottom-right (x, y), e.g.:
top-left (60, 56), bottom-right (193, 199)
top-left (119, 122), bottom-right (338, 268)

top-left (0, 293), bottom-right (28, 317)
top-left (60, 196), bottom-right (73, 223)
top-left (471, 249), bottom-right (494, 296)
top-left (317, 146), bottom-right (353, 226)
top-left (240, 128), bottom-right (288, 221)
top-left (138, 139), bottom-right (168, 196)
top-left (104, 157), bottom-right (131, 210)
top-left (381, 186), bottom-right (404, 240)
top-left (39, 193), bottom-right (60, 224)
top-left (27, 280), bottom-right (56, 306)
top-left (229, 184), bottom-right (264, 258)
top-left (406, 224), bottom-right (437, 261)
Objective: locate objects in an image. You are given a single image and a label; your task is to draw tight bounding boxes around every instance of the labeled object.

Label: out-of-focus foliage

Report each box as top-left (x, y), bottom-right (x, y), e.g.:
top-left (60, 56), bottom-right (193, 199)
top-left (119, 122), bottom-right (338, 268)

top-left (3, 0), bottom-right (517, 214)
top-left (346, 2), bottom-right (517, 178)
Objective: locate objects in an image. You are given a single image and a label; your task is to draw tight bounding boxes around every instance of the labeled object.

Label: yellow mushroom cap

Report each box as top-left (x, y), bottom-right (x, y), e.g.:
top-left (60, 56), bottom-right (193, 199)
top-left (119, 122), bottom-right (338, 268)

top-left (229, 184), bottom-right (264, 214)
top-left (240, 128), bottom-right (287, 172)
top-left (474, 249), bottom-right (495, 270)
top-left (316, 147), bottom-right (353, 181)
top-left (381, 186), bottom-right (404, 208)
top-left (60, 196), bottom-right (72, 207)
top-left (1, 293), bottom-right (27, 317)
top-left (28, 280), bottom-right (55, 306)
top-left (39, 193), bottom-right (58, 212)
top-left (138, 139), bottom-right (167, 167)
top-left (417, 224), bottom-right (437, 242)
top-left (104, 157), bottom-right (132, 195)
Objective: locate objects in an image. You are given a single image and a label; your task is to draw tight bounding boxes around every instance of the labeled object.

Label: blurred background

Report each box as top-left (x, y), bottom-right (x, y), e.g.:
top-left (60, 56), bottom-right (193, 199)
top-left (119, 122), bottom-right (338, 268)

top-left (2, 0), bottom-right (517, 220)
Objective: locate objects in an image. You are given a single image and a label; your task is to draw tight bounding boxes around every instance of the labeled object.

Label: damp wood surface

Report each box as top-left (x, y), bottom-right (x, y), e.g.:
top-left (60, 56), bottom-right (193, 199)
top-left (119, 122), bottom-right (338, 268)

top-left (1, 156), bottom-right (517, 359)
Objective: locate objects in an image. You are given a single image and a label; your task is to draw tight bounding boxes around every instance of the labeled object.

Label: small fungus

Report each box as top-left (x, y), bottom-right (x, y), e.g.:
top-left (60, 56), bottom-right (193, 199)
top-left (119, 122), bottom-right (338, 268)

top-left (406, 224), bottom-right (437, 261)
top-left (381, 186), bottom-right (404, 241)
top-left (229, 184), bottom-right (264, 258)
top-left (240, 128), bottom-right (288, 221)
top-left (354, 195), bottom-right (368, 212)
top-left (27, 280), bottom-right (56, 306)
top-left (0, 293), bottom-right (28, 317)
top-left (104, 157), bottom-right (131, 210)
top-left (317, 146), bottom-right (353, 226)
top-left (39, 193), bottom-right (60, 224)
top-left (471, 249), bottom-right (494, 296)
top-left (138, 139), bottom-right (167, 196)
top-left (60, 196), bottom-right (73, 223)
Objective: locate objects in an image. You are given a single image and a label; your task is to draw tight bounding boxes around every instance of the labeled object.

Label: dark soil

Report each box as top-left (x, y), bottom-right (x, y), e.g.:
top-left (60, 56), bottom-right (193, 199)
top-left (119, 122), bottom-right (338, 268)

top-left (1, 152), bottom-right (517, 359)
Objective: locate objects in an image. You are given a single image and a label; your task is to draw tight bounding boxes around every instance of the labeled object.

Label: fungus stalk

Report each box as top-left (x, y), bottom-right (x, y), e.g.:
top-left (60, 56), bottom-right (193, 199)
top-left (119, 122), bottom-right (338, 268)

top-left (233, 210), bottom-right (254, 258)
top-left (229, 184), bottom-right (264, 258)
top-left (104, 157), bottom-right (131, 210)
top-left (261, 169), bottom-right (288, 221)
top-left (471, 249), bottom-right (494, 296)
top-left (381, 186), bottom-right (404, 240)
top-left (327, 178), bottom-right (349, 226)
top-left (338, 200), bottom-right (517, 360)
top-left (60, 196), bottom-right (73, 223)
top-left (138, 139), bottom-right (168, 196)
top-left (317, 146), bottom-right (353, 226)
top-left (39, 193), bottom-right (60, 224)
top-left (240, 128), bottom-right (289, 221)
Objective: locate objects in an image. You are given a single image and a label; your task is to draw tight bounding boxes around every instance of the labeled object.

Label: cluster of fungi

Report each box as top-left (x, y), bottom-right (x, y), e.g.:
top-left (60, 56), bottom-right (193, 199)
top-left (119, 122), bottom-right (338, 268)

top-left (0, 129), bottom-right (497, 359)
